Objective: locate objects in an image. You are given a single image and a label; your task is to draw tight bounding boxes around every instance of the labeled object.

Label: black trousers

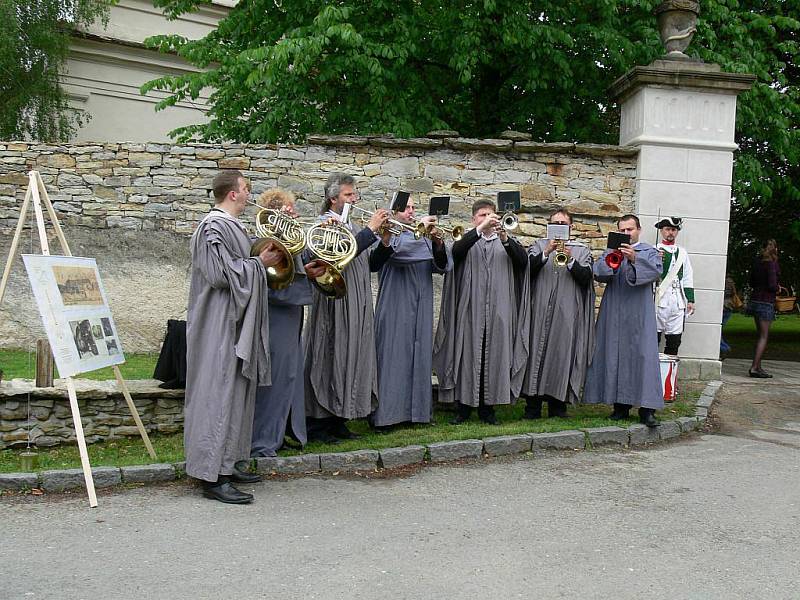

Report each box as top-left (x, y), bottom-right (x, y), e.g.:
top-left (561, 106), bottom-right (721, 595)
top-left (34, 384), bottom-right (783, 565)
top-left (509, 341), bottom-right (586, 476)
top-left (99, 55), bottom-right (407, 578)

top-left (658, 332), bottom-right (682, 356)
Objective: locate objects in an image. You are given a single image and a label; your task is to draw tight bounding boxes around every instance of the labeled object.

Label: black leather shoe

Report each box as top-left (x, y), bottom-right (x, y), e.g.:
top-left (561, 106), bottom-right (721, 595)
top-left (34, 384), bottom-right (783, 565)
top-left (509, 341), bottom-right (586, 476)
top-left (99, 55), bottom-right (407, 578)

top-left (749, 369), bottom-right (773, 378)
top-left (480, 413), bottom-right (499, 425)
top-left (202, 482), bottom-right (254, 504)
top-left (330, 423), bottom-right (361, 440)
top-left (639, 408), bottom-right (659, 428)
top-left (609, 403), bottom-right (631, 421)
top-left (449, 414), bottom-right (470, 425)
top-left (523, 396), bottom-right (542, 420)
top-left (230, 468), bottom-right (262, 484)
top-left (307, 431), bottom-right (342, 444)
top-left (547, 399), bottom-right (568, 418)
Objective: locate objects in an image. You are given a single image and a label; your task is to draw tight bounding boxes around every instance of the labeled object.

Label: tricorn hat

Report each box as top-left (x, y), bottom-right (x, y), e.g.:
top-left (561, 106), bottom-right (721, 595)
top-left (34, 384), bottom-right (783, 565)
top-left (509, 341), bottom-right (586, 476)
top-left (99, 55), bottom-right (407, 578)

top-left (655, 216), bottom-right (683, 230)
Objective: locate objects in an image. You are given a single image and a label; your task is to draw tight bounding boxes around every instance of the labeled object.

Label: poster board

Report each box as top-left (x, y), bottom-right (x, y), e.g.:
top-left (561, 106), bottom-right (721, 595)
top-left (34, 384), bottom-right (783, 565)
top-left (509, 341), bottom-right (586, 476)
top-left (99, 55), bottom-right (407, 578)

top-left (22, 255), bottom-right (125, 378)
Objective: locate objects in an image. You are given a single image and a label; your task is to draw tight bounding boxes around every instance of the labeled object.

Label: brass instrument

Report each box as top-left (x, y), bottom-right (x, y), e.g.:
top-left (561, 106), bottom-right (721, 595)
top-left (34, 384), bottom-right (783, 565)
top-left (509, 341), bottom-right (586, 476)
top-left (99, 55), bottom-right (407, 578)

top-left (349, 205), bottom-right (428, 239)
top-left (305, 216), bottom-right (357, 299)
top-left (553, 239), bottom-right (569, 267)
top-left (500, 211), bottom-right (519, 231)
top-left (420, 220), bottom-right (464, 241)
top-left (250, 208), bottom-right (308, 289)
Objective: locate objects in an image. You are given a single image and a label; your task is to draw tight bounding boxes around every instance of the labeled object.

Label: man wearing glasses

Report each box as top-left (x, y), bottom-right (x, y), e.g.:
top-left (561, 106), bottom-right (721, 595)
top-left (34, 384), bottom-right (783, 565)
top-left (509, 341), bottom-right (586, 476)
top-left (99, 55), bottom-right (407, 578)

top-left (520, 208), bottom-right (595, 419)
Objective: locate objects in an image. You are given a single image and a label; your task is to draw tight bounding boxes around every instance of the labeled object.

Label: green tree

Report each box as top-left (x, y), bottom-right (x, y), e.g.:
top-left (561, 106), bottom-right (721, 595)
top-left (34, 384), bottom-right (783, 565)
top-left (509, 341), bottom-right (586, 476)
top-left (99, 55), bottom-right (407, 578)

top-left (0, 0), bottom-right (112, 142)
top-left (144, 0), bottom-right (799, 288)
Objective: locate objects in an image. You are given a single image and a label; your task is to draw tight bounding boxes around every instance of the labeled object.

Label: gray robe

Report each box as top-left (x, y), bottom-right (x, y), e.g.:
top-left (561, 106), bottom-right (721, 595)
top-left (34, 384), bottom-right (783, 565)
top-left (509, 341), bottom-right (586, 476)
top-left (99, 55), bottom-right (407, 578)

top-left (584, 242), bottom-right (664, 409)
top-left (304, 215), bottom-right (379, 420)
top-left (251, 256), bottom-right (312, 457)
top-left (522, 240), bottom-right (595, 404)
top-left (371, 232), bottom-right (451, 426)
top-left (433, 232), bottom-right (529, 407)
top-left (184, 209), bottom-right (270, 482)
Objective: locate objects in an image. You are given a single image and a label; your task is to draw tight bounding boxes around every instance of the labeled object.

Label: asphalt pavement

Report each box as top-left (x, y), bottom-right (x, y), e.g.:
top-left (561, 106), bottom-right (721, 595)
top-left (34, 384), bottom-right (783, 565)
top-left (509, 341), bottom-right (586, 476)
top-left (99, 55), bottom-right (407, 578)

top-left (3, 364), bottom-right (799, 600)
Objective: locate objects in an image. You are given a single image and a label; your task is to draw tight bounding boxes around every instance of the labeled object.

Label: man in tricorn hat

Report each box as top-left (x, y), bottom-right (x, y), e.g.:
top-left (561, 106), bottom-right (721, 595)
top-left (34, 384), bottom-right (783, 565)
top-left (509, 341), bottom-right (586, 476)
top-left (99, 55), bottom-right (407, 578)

top-left (655, 217), bottom-right (694, 356)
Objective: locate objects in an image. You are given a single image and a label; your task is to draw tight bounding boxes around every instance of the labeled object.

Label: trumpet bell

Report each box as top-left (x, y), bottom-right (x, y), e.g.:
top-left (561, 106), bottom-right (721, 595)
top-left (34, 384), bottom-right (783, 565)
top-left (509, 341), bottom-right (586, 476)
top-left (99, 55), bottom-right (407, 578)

top-left (250, 237), bottom-right (295, 290)
top-left (552, 239), bottom-right (569, 267)
top-left (450, 225), bottom-right (464, 241)
top-left (553, 251), bottom-right (570, 267)
top-left (501, 212), bottom-right (519, 231)
top-left (605, 249), bottom-right (624, 270)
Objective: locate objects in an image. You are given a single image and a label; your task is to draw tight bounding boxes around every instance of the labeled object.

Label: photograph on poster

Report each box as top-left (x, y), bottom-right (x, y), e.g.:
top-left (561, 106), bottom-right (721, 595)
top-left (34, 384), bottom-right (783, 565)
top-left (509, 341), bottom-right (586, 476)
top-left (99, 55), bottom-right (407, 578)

top-left (53, 265), bottom-right (104, 306)
top-left (23, 255), bottom-right (125, 378)
top-left (101, 317), bottom-right (114, 337)
top-left (70, 319), bottom-right (100, 358)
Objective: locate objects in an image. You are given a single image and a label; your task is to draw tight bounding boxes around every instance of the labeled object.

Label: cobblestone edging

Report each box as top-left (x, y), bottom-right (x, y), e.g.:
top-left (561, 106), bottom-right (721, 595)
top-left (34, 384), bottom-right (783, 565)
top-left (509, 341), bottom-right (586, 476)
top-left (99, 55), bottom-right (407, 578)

top-left (0, 382), bottom-right (719, 492)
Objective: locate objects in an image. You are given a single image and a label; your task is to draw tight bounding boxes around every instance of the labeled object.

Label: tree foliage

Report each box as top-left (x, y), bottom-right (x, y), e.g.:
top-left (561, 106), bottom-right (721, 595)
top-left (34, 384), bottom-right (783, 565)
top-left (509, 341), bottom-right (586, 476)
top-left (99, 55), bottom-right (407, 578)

top-left (0, 0), bottom-right (112, 142)
top-left (144, 0), bottom-right (799, 288)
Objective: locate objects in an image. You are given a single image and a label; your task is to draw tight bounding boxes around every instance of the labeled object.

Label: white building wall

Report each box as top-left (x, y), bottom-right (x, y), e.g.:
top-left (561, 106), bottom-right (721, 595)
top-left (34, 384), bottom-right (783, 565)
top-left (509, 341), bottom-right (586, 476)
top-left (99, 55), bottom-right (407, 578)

top-left (63, 0), bottom-right (233, 143)
top-left (617, 67), bottom-right (753, 377)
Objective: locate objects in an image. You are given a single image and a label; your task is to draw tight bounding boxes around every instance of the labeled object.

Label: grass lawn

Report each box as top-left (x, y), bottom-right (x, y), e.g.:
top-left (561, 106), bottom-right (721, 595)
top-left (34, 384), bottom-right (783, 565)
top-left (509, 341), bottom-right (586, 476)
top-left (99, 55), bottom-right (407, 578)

top-left (0, 384), bottom-right (702, 474)
top-left (0, 350), bottom-right (159, 381)
top-left (722, 313), bottom-right (800, 362)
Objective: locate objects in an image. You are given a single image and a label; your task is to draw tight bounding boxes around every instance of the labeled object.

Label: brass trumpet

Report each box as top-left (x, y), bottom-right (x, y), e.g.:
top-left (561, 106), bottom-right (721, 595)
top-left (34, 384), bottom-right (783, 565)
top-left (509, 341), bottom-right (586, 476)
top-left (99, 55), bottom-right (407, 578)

top-left (250, 208), bottom-right (308, 290)
top-left (349, 205), bottom-right (428, 239)
top-left (553, 239), bottom-right (569, 267)
top-left (305, 216), bottom-right (357, 299)
top-left (500, 211), bottom-right (519, 231)
top-left (418, 220), bottom-right (464, 241)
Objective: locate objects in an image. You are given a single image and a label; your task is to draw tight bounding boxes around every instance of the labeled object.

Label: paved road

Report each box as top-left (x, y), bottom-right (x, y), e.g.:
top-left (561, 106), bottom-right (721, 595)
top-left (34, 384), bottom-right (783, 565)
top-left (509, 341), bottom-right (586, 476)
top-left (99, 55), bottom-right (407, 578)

top-left (3, 365), bottom-right (799, 600)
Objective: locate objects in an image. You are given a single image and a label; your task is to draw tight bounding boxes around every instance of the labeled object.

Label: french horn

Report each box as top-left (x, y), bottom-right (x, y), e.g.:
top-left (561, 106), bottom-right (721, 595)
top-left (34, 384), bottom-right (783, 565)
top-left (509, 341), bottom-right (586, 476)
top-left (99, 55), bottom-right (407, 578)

top-left (251, 208), bottom-right (308, 290)
top-left (305, 217), bottom-right (357, 299)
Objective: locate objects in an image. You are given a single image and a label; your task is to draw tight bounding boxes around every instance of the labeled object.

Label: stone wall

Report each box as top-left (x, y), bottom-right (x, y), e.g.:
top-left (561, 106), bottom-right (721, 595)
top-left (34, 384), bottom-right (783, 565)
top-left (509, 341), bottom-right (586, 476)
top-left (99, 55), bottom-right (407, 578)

top-left (0, 135), bottom-right (637, 352)
top-left (0, 379), bottom-right (182, 449)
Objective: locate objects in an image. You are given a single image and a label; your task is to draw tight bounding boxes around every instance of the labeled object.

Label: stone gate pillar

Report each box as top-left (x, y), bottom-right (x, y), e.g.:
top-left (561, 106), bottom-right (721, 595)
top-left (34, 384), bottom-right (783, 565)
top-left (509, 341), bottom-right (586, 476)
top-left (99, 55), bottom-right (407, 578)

top-left (610, 60), bottom-right (754, 379)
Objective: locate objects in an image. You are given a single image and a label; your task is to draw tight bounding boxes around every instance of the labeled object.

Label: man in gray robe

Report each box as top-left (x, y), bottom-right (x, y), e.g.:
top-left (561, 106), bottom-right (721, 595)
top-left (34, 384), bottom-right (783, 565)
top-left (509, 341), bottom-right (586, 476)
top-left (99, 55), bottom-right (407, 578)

top-left (521, 208), bottom-right (595, 419)
top-left (433, 200), bottom-right (529, 425)
top-left (584, 214), bottom-right (664, 427)
top-left (304, 173), bottom-right (388, 442)
top-left (369, 198), bottom-right (451, 429)
top-left (185, 170), bottom-right (282, 504)
top-left (251, 189), bottom-right (325, 457)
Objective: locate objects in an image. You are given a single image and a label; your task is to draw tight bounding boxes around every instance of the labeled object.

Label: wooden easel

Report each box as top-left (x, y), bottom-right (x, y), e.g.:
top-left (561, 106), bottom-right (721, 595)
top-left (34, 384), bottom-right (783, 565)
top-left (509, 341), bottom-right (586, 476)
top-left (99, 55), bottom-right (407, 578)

top-left (0, 170), bottom-right (157, 507)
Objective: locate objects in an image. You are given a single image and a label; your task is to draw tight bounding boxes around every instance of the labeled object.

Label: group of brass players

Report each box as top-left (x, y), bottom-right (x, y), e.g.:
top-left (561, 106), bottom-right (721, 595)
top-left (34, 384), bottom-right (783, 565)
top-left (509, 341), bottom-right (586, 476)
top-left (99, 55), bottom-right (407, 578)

top-left (185, 170), bottom-right (666, 504)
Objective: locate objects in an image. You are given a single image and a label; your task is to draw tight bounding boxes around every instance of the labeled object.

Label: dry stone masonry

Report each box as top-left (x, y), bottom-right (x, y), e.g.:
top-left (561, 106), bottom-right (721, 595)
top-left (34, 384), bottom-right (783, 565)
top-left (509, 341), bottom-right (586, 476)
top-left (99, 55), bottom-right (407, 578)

top-left (0, 135), bottom-right (637, 353)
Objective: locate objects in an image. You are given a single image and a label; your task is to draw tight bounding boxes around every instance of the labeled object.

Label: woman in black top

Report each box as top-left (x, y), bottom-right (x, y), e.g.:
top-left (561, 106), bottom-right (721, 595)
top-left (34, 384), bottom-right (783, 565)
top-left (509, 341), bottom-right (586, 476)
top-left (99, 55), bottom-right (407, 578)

top-left (748, 239), bottom-right (780, 378)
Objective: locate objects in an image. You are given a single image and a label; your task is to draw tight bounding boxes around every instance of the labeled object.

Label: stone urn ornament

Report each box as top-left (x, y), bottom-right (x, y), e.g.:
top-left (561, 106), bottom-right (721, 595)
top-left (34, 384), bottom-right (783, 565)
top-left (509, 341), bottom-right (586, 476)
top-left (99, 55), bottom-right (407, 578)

top-left (655, 0), bottom-right (700, 59)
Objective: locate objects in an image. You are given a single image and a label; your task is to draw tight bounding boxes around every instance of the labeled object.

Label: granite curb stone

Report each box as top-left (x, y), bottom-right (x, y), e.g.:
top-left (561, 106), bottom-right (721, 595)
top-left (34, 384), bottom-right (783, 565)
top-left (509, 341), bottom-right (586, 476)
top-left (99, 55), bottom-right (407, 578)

top-left (0, 472), bottom-right (38, 490)
top-left (628, 424), bottom-right (660, 445)
top-left (483, 435), bottom-right (533, 456)
top-left (256, 454), bottom-right (321, 474)
top-left (529, 430), bottom-right (586, 451)
top-left (91, 467), bottom-right (123, 488)
top-left (40, 466), bottom-right (121, 492)
top-left (121, 464), bottom-right (176, 483)
top-left (677, 416), bottom-right (699, 432)
top-left (379, 445), bottom-right (426, 469)
top-left (320, 450), bottom-right (379, 472)
top-left (658, 420), bottom-right (682, 441)
top-left (427, 439), bottom-right (484, 462)
top-left (41, 469), bottom-right (87, 492)
top-left (583, 426), bottom-right (629, 447)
